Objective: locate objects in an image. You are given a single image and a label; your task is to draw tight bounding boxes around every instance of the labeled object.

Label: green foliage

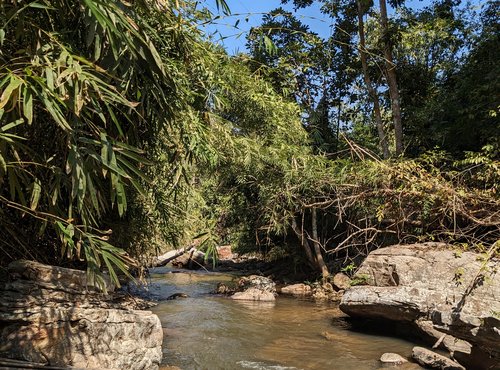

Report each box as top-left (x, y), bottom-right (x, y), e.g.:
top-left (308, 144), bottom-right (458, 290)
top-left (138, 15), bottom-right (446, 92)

top-left (0, 0), bottom-right (227, 286)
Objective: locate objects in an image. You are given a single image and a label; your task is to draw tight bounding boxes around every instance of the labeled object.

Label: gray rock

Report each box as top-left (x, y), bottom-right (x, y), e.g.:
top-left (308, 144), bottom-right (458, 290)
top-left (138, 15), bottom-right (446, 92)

top-left (415, 319), bottom-right (472, 357)
top-left (380, 353), bottom-right (408, 364)
top-left (333, 273), bottom-right (351, 291)
top-left (229, 275), bottom-right (277, 301)
top-left (237, 275), bottom-right (276, 292)
top-left (339, 242), bottom-right (500, 368)
top-left (0, 260), bottom-right (162, 370)
top-left (412, 347), bottom-right (465, 369)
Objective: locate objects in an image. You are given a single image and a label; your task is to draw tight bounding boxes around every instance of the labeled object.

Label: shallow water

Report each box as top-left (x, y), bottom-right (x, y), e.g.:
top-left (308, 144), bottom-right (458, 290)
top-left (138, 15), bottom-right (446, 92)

top-left (149, 267), bottom-right (416, 370)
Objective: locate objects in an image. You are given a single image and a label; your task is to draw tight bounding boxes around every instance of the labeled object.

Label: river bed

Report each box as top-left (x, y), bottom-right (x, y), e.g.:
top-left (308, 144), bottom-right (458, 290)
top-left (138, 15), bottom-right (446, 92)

top-left (149, 267), bottom-right (417, 370)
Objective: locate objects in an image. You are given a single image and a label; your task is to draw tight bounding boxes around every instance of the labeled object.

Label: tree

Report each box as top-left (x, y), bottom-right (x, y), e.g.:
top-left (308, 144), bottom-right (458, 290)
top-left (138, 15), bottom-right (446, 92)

top-left (0, 0), bottom-right (229, 285)
top-left (378, 0), bottom-right (404, 155)
top-left (356, 0), bottom-right (390, 158)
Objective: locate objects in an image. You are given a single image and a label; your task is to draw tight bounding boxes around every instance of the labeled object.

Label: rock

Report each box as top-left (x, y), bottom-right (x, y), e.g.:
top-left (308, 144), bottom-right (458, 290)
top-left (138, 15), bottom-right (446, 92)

top-left (171, 249), bottom-right (205, 269)
top-left (311, 282), bottom-right (342, 302)
top-left (214, 282), bottom-right (235, 295)
top-left (237, 275), bottom-right (276, 292)
top-left (376, 364), bottom-right (424, 370)
top-left (166, 293), bottom-right (188, 300)
top-left (412, 347), bottom-right (465, 369)
top-left (333, 273), bottom-right (351, 291)
top-left (231, 287), bottom-right (275, 301)
top-left (280, 283), bottom-right (312, 296)
top-left (8, 259), bottom-right (115, 292)
top-left (340, 243), bottom-right (500, 369)
top-left (229, 275), bottom-right (276, 301)
top-left (0, 260), bottom-right (162, 370)
top-left (380, 353), bottom-right (408, 364)
top-left (414, 319), bottom-right (471, 357)
top-left (321, 331), bottom-right (336, 341)
top-left (217, 245), bottom-right (236, 261)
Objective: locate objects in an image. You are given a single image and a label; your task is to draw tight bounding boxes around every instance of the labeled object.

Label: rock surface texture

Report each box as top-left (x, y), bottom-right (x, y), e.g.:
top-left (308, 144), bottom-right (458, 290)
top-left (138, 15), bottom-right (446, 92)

top-left (339, 243), bottom-right (500, 370)
top-left (412, 347), bottom-right (465, 370)
top-left (230, 275), bottom-right (276, 301)
top-left (0, 260), bottom-right (163, 370)
top-left (380, 352), bottom-right (408, 364)
top-left (279, 283), bottom-right (312, 296)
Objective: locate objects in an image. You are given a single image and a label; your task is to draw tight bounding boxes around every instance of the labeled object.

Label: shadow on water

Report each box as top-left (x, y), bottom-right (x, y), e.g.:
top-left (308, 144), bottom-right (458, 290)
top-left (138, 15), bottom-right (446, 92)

top-left (149, 268), bottom-right (420, 370)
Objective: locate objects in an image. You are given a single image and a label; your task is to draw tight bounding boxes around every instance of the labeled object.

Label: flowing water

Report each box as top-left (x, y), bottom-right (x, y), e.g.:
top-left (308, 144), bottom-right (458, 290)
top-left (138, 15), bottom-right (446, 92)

top-left (149, 267), bottom-right (417, 370)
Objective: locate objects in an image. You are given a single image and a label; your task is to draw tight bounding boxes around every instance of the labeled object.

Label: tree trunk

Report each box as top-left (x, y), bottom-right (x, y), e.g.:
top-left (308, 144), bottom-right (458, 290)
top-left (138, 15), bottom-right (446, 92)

top-left (311, 208), bottom-right (330, 278)
top-left (356, 0), bottom-right (390, 159)
top-left (379, 0), bottom-right (404, 156)
top-left (291, 217), bottom-right (317, 269)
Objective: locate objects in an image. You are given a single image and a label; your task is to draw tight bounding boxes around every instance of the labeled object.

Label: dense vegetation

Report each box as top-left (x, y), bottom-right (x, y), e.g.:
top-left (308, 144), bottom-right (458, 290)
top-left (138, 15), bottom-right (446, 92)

top-left (0, 0), bottom-right (498, 285)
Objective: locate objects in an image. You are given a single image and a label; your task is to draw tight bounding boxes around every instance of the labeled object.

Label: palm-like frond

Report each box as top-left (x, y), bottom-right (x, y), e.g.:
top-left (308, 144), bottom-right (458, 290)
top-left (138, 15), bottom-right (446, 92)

top-left (0, 0), bottom-right (217, 287)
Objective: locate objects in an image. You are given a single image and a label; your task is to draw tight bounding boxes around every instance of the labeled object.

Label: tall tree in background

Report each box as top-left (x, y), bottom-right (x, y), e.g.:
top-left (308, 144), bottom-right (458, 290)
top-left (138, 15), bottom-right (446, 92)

top-left (378, 0), bottom-right (404, 155)
top-left (356, 0), bottom-right (390, 158)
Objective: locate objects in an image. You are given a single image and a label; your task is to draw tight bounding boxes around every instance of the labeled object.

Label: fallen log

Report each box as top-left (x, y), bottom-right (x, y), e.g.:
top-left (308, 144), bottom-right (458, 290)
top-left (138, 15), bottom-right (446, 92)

top-left (153, 247), bottom-right (195, 267)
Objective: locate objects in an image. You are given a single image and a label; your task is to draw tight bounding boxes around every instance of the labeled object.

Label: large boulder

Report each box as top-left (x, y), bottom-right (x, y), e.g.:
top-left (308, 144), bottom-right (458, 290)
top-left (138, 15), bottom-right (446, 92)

top-left (0, 260), bottom-right (162, 370)
top-left (339, 243), bottom-right (500, 369)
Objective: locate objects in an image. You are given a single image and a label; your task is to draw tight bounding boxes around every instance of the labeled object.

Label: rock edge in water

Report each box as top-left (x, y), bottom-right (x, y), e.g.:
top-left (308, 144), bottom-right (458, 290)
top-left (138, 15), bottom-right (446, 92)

top-left (339, 242), bottom-right (500, 370)
top-left (0, 260), bottom-right (163, 370)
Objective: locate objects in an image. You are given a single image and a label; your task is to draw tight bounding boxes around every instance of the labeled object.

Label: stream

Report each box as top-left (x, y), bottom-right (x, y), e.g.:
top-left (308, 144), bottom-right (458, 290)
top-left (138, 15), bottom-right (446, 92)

top-left (149, 267), bottom-right (417, 370)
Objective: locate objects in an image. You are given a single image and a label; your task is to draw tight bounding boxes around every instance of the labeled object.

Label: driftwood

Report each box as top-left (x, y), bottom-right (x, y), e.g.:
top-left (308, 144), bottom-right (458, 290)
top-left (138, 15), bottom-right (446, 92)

top-left (153, 247), bottom-right (196, 267)
top-left (153, 245), bottom-right (206, 269)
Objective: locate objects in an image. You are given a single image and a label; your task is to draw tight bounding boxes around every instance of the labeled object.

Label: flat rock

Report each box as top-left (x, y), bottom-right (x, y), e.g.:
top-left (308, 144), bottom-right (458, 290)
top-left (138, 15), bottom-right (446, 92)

top-left (280, 283), bottom-right (312, 296)
top-left (231, 287), bottom-right (275, 301)
top-left (412, 347), bottom-right (465, 369)
top-left (380, 353), bottom-right (408, 364)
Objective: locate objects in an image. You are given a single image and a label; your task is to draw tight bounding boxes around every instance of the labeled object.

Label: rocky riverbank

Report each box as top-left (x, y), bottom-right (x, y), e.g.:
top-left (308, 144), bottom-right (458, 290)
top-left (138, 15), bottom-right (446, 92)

top-left (209, 242), bottom-right (499, 369)
top-left (340, 242), bottom-right (500, 370)
top-left (0, 260), bottom-right (163, 370)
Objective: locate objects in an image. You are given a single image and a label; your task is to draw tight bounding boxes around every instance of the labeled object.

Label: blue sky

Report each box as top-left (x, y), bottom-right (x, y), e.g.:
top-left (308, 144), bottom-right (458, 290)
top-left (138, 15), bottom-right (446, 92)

top-left (201, 1), bottom-right (330, 54)
top-left (200, 0), bottom-right (436, 54)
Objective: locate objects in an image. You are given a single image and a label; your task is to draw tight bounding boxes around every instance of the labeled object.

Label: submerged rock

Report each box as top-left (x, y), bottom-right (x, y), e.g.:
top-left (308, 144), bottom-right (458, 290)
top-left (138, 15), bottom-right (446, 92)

top-left (0, 260), bottom-right (162, 370)
top-left (279, 283), bottom-right (312, 296)
top-left (166, 293), bottom-right (189, 300)
top-left (321, 331), bottom-right (336, 341)
top-left (339, 243), bottom-right (500, 369)
top-left (380, 353), bottom-right (408, 364)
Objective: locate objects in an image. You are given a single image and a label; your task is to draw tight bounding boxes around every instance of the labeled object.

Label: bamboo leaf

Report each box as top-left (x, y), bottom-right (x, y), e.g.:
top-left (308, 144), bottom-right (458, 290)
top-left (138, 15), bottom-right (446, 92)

top-left (0, 75), bottom-right (22, 109)
top-left (23, 86), bottom-right (33, 124)
top-left (30, 178), bottom-right (42, 210)
top-left (0, 153), bottom-right (6, 174)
